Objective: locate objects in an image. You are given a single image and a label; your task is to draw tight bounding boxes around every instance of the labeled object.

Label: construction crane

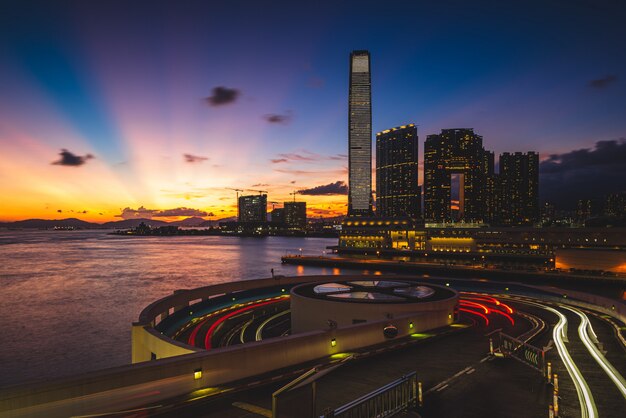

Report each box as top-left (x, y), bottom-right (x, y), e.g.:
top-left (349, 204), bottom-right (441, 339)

top-left (226, 188), bottom-right (244, 199)
top-left (289, 190), bottom-right (299, 202)
top-left (246, 189), bottom-right (268, 195)
top-left (226, 188), bottom-right (244, 220)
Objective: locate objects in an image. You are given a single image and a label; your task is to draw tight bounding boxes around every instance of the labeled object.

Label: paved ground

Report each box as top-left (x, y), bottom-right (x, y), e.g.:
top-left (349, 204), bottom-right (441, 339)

top-left (145, 293), bottom-right (626, 418)
top-left (420, 356), bottom-right (551, 418)
top-left (149, 305), bottom-right (552, 418)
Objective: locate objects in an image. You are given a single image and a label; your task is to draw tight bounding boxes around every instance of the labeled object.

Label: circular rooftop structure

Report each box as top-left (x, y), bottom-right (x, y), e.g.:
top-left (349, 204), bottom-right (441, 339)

top-left (310, 280), bottom-right (438, 302)
top-left (291, 279), bottom-right (458, 333)
top-left (296, 280), bottom-right (451, 303)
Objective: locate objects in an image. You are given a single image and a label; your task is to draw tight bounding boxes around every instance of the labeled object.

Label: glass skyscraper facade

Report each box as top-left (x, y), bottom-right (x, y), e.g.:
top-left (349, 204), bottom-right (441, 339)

top-left (348, 50), bottom-right (373, 216)
top-left (376, 124), bottom-right (421, 219)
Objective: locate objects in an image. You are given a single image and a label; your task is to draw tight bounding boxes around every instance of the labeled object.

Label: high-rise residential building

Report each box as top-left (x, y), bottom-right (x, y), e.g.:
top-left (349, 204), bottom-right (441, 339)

top-left (376, 124), bottom-right (420, 219)
top-left (284, 201), bottom-right (307, 230)
top-left (423, 129), bottom-right (489, 223)
top-left (541, 202), bottom-right (555, 225)
top-left (347, 50), bottom-right (373, 216)
top-left (238, 194), bottom-right (267, 223)
top-left (271, 208), bottom-right (284, 224)
top-left (499, 152), bottom-right (539, 225)
top-left (576, 199), bottom-right (592, 224)
top-left (605, 192), bottom-right (626, 218)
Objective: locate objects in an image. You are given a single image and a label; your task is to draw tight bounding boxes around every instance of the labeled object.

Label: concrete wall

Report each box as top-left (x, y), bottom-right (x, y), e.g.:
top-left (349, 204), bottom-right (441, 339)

top-left (132, 325), bottom-right (199, 363)
top-left (555, 248), bottom-right (626, 274)
top-left (527, 284), bottom-right (626, 325)
top-left (290, 285), bottom-right (457, 333)
top-left (0, 310), bottom-right (446, 416)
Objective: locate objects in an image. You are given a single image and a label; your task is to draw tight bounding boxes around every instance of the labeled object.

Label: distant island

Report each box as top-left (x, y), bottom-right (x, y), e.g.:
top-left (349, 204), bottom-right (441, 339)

top-left (0, 217), bottom-right (341, 238)
top-left (111, 221), bottom-right (339, 238)
top-left (0, 216), bottom-right (222, 230)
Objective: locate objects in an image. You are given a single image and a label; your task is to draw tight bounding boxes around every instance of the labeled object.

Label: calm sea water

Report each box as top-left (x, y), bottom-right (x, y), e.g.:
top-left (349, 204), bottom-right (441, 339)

top-left (0, 230), bottom-right (354, 386)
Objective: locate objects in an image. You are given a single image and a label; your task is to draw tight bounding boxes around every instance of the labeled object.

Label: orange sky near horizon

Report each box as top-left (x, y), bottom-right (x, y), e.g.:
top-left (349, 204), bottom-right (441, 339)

top-left (0, 124), bottom-right (351, 222)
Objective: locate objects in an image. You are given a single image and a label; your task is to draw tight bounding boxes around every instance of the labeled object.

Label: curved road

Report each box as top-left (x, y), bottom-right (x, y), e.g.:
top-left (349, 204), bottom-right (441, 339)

top-left (502, 295), bottom-right (626, 418)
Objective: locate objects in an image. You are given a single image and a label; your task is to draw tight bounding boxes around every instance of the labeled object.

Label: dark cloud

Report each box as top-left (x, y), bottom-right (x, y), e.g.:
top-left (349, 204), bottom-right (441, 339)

top-left (116, 206), bottom-right (157, 219)
top-left (540, 138), bottom-right (626, 208)
top-left (251, 183), bottom-right (270, 187)
top-left (205, 86), bottom-right (240, 106)
top-left (153, 207), bottom-right (209, 217)
top-left (183, 153), bottom-right (209, 163)
top-left (588, 74), bottom-right (618, 89)
top-left (271, 158), bottom-right (288, 164)
top-left (299, 181), bottom-right (348, 196)
top-left (57, 209), bottom-right (62, 213)
top-left (52, 149), bottom-right (94, 166)
top-left (263, 111), bottom-right (292, 124)
top-left (116, 206), bottom-right (209, 219)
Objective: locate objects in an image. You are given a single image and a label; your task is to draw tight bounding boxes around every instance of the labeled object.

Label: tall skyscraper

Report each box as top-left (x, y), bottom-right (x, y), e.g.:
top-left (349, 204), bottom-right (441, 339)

top-left (284, 201), bottom-right (307, 230)
top-left (348, 50), bottom-right (373, 216)
top-left (423, 129), bottom-right (489, 223)
top-left (499, 152), bottom-right (539, 225)
top-left (376, 124), bottom-right (420, 219)
top-left (238, 194), bottom-right (267, 223)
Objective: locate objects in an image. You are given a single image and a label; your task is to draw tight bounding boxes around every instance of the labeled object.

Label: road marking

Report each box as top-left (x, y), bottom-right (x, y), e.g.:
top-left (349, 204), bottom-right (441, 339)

top-left (427, 366), bottom-right (475, 394)
top-left (465, 368), bottom-right (476, 375)
top-left (453, 367), bottom-right (472, 378)
top-left (479, 356), bottom-right (490, 363)
top-left (435, 384), bottom-right (449, 392)
top-left (232, 401), bottom-right (272, 417)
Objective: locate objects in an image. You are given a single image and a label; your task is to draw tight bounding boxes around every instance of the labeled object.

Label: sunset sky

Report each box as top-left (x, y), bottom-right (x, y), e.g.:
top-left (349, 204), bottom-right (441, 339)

top-left (1, 0), bottom-right (625, 222)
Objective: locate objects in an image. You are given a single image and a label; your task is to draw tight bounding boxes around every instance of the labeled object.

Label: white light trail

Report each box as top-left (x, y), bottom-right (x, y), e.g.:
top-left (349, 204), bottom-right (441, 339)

top-left (565, 306), bottom-right (626, 399)
top-left (545, 305), bottom-right (597, 418)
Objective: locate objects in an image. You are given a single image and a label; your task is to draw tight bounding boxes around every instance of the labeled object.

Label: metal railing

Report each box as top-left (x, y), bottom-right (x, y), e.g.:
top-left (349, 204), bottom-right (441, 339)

top-left (323, 371), bottom-right (417, 418)
top-left (497, 331), bottom-right (546, 374)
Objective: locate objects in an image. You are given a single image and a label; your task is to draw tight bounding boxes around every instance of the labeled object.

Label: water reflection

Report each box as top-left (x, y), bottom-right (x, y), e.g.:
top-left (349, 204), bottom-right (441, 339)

top-left (0, 230), bottom-right (361, 385)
